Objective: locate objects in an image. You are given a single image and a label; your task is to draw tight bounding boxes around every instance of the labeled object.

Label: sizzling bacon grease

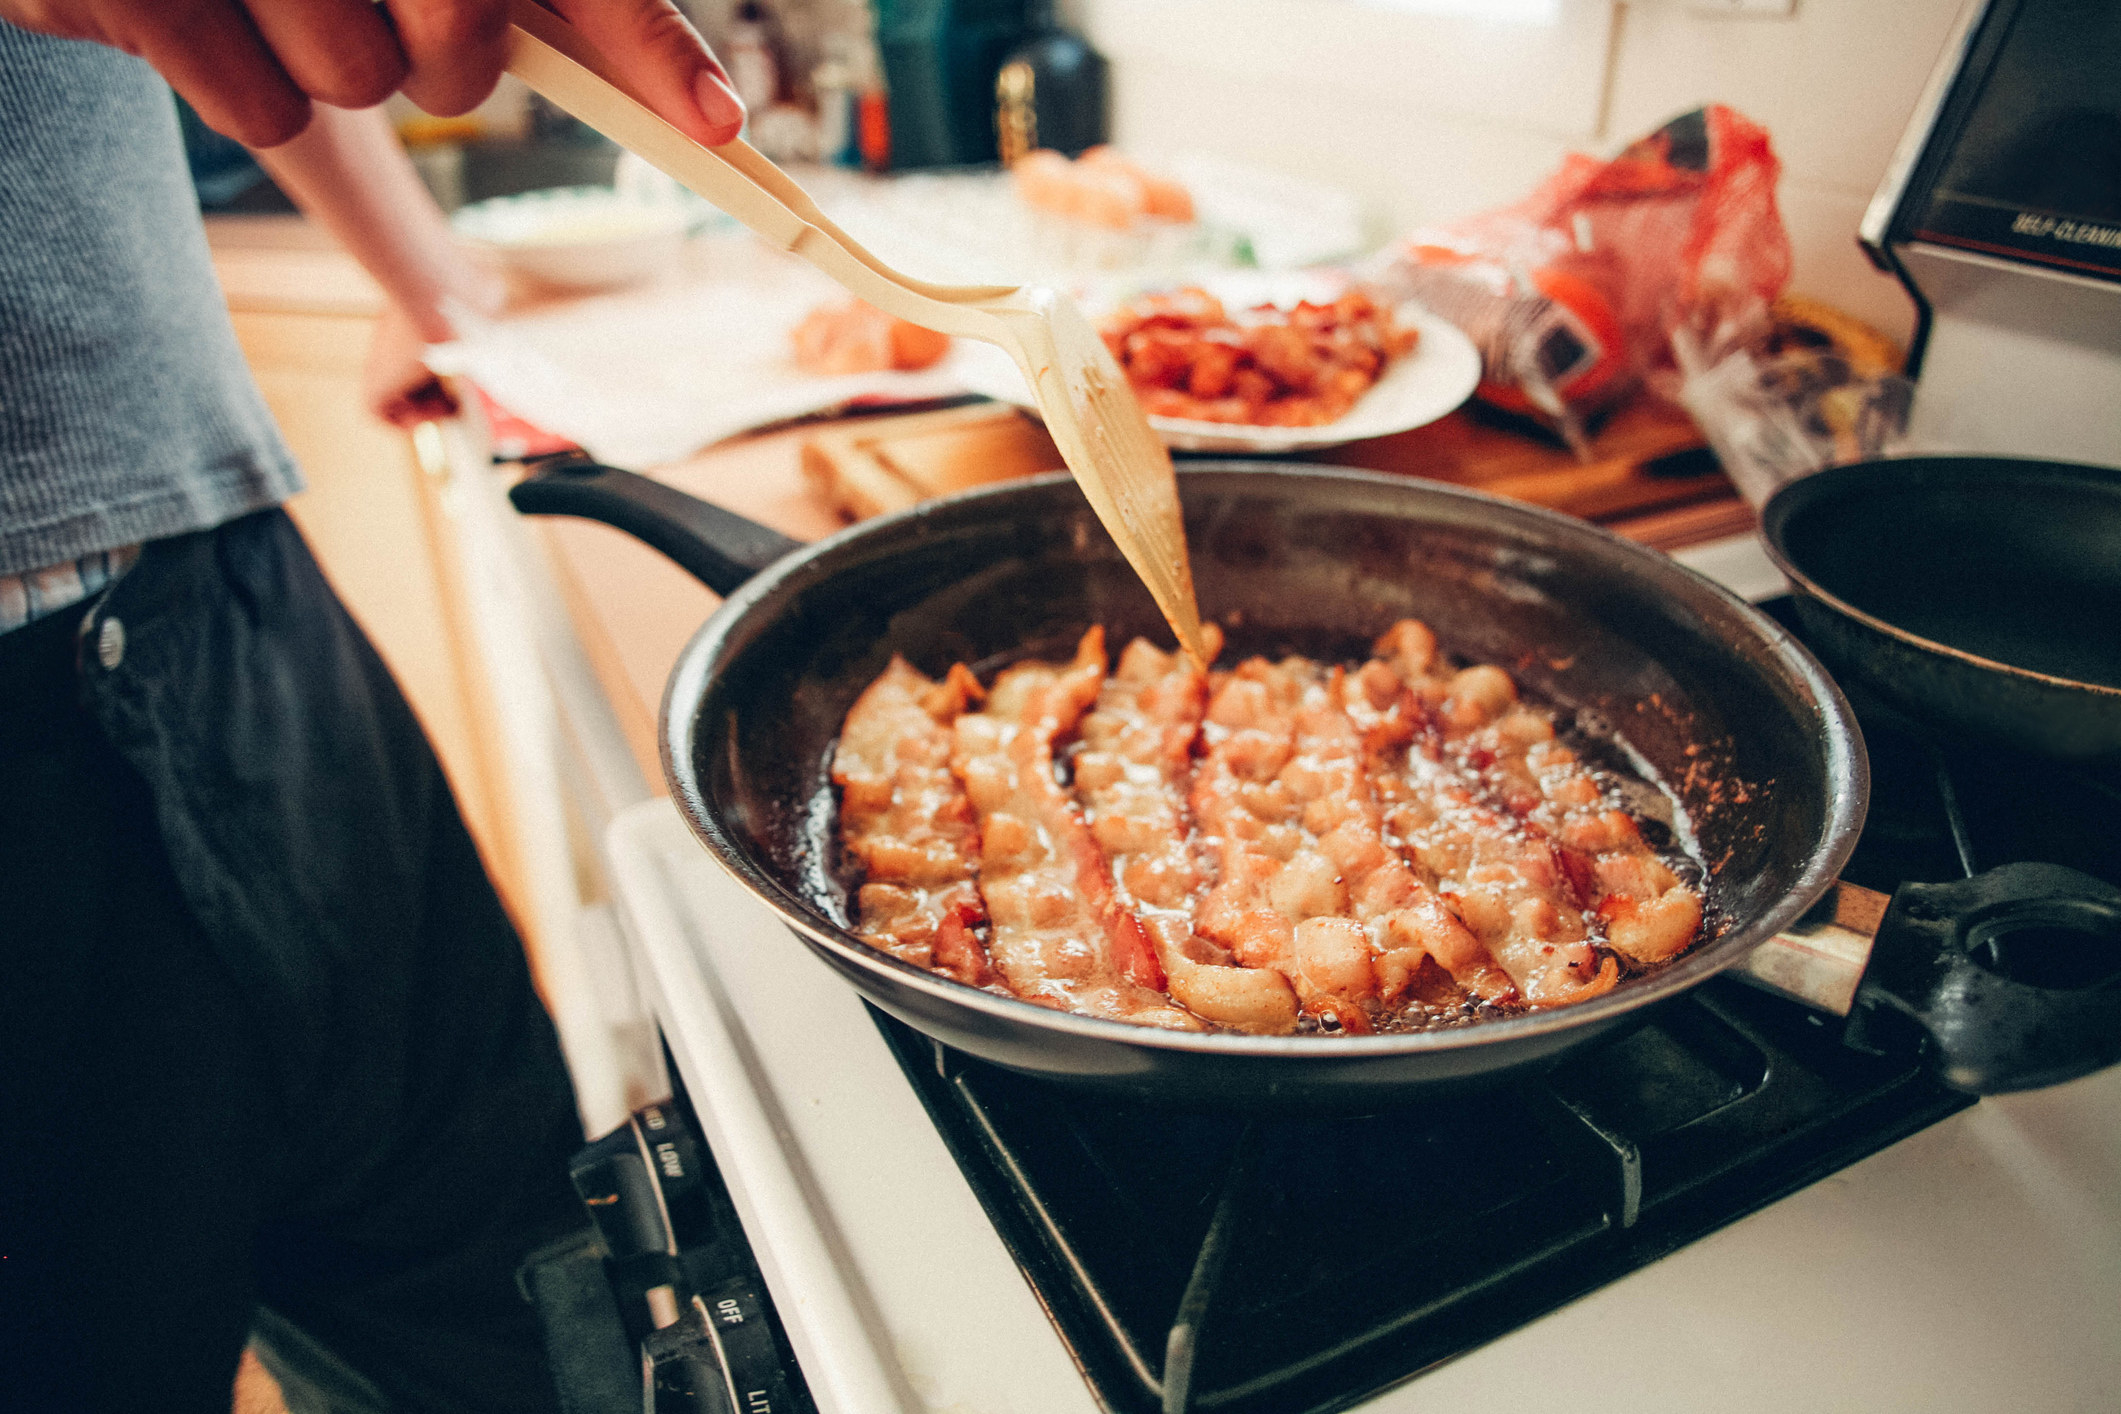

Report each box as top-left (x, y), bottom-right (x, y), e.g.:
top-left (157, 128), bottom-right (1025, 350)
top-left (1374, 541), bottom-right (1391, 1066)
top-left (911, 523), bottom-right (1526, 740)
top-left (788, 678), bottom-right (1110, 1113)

top-left (833, 622), bottom-right (1705, 1035)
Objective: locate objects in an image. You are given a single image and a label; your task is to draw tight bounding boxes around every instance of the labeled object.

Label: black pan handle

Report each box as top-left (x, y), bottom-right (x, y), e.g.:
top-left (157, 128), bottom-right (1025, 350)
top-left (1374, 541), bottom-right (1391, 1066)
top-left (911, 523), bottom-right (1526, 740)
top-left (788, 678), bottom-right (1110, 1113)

top-left (509, 456), bottom-right (804, 597)
top-left (1851, 863), bottom-right (2121, 1094)
top-left (1741, 863), bottom-right (2121, 1093)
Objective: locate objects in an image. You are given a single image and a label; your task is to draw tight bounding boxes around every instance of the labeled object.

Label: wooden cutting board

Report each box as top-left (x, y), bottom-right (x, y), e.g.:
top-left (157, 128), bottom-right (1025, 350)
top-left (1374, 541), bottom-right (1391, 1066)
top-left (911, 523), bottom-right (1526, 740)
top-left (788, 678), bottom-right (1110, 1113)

top-left (801, 401), bottom-right (1062, 520)
top-left (800, 396), bottom-right (1750, 547)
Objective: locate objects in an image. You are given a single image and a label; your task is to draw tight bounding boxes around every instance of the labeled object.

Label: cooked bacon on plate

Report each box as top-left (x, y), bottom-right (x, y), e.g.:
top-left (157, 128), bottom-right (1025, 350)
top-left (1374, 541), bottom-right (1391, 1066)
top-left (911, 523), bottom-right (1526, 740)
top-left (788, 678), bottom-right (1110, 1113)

top-left (1099, 286), bottom-right (1417, 427)
top-left (834, 620), bottom-right (1706, 1034)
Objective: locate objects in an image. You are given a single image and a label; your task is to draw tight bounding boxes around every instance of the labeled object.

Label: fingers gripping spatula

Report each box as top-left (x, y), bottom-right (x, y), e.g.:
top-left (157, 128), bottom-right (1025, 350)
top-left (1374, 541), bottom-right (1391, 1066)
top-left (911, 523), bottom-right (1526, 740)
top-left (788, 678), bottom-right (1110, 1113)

top-left (502, 0), bottom-right (1212, 667)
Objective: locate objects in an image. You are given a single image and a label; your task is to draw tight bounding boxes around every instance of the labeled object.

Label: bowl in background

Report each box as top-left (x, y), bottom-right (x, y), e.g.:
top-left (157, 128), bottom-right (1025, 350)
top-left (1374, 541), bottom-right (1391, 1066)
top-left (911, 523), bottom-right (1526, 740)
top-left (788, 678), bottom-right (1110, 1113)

top-left (452, 185), bottom-right (689, 292)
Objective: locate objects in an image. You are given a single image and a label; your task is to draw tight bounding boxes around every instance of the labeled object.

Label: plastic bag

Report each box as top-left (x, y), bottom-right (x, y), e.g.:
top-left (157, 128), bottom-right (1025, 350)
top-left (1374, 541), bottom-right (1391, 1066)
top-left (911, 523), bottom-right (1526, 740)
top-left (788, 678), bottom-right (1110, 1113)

top-left (1366, 105), bottom-right (1791, 453)
top-left (1674, 301), bottom-right (1911, 508)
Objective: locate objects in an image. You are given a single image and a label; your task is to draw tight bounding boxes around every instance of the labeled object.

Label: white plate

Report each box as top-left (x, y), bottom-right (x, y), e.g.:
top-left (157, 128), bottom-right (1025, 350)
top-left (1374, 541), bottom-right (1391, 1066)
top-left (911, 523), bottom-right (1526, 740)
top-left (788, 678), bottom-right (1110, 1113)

top-left (451, 186), bottom-right (689, 293)
top-left (953, 273), bottom-right (1483, 453)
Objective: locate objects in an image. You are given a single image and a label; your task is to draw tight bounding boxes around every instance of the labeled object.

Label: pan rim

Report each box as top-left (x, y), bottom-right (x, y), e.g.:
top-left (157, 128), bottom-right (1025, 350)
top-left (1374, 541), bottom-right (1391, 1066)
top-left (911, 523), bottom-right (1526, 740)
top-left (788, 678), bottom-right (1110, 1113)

top-left (1761, 455), bottom-right (2121, 701)
top-left (660, 463), bottom-right (1868, 1060)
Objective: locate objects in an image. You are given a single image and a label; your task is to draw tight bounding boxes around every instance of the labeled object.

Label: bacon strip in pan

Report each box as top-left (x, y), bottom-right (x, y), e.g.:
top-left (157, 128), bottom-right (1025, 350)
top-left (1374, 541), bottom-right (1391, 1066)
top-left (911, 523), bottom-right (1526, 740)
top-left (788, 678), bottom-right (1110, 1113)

top-left (1445, 673), bottom-right (1705, 967)
top-left (1293, 671), bottom-right (1517, 1010)
top-left (1192, 657), bottom-right (1343, 1023)
top-left (1348, 624), bottom-right (1621, 1006)
top-left (836, 619), bottom-right (1704, 1031)
top-left (951, 629), bottom-right (1207, 1030)
top-left (832, 657), bottom-right (997, 986)
top-left (1191, 655), bottom-right (1506, 1030)
top-left (1397, 623), bottom-right (1703, 967)
top-left (1074, 631), bottom-right (1301, 1034)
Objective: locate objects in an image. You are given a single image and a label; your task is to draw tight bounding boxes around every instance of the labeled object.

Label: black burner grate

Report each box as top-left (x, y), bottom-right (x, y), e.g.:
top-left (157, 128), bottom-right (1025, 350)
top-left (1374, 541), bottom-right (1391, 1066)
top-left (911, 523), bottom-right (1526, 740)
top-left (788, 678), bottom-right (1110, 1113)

top-left (873, 596), bottom-right (2118, 1414)
top-left (875, 979), bottom-right (1967, 1414)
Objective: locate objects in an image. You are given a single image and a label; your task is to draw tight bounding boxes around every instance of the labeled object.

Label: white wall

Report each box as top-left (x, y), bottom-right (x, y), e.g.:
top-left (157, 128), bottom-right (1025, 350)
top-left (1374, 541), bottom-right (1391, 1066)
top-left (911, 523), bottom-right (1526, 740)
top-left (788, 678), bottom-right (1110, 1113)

top-left (1071, 0), bottom-right (1974, 346)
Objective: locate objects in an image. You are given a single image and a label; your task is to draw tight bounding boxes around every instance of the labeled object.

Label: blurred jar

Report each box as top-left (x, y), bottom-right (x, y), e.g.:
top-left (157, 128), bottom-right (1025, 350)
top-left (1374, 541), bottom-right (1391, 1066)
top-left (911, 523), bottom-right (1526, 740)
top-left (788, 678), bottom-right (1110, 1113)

top-left (995, 0), bottom-right (1106, 164)
top-left (873, 0), bottom-right (1028, 168)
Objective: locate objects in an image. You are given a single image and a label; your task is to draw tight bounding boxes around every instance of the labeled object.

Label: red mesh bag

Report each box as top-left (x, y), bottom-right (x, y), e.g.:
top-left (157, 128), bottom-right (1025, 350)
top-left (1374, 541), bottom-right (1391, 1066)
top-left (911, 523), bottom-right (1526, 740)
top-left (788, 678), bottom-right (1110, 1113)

top-left (1368, 105), bottom-right (1791, 451)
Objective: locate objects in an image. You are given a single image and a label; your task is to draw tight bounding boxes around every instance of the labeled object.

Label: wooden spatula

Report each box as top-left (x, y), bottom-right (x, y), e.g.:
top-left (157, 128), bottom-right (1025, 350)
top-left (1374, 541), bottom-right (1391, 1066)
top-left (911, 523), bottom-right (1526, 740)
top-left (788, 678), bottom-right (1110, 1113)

top-left (503, 0), bottom-right (1211, 667)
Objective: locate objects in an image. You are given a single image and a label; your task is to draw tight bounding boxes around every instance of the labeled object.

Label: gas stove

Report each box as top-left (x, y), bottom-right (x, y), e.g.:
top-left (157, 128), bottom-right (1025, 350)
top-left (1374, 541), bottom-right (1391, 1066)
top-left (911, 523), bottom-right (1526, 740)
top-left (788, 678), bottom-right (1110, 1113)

top-left (603, 565), bottom-right (2121, 1414)
top-left (855, 595), bottom-right (2119, 1414)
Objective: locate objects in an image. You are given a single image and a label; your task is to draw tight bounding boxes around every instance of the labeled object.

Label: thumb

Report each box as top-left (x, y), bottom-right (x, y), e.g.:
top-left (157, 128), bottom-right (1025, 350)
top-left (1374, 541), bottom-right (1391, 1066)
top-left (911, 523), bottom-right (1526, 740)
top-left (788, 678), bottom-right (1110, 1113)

top-left (546, 0), bottom-right (746, 146)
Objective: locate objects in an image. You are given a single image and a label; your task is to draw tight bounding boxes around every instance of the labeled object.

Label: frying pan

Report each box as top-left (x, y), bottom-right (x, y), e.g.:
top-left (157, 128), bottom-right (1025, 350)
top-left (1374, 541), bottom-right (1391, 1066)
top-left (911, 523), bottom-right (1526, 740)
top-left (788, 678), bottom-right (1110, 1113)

top-left (1761, 456), bottom-right (2121, 765)
top-left (513, 459), bottom-right (2121, 1105)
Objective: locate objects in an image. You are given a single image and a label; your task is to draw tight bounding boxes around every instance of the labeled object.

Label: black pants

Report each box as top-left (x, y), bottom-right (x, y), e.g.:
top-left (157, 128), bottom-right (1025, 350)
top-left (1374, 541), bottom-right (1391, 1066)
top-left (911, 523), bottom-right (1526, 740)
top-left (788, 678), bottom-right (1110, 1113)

top-left (0, 510), bottom-right (586, 1412)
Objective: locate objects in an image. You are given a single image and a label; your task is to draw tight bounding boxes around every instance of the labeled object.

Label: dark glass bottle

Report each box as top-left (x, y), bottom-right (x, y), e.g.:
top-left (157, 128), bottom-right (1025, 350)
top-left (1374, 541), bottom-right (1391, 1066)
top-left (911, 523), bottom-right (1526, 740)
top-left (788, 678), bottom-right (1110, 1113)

top-left (873, 0), bottom-right (1029, 169)
top-left (995, 1), bottom-right (1108, 163)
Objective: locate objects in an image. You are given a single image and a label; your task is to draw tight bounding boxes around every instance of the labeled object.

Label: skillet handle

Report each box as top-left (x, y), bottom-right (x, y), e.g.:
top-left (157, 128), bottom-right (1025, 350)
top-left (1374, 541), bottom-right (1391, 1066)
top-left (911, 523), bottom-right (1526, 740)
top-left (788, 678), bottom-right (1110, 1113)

top-left (1851, 862), bottom-right (2121, 1095)
top-left (1739, 864), bottom-right (2121, 1093)
top-left (1740, 880), bottom-right (1889, 1017)
top-left (509, 457), bottom-right (804, 597)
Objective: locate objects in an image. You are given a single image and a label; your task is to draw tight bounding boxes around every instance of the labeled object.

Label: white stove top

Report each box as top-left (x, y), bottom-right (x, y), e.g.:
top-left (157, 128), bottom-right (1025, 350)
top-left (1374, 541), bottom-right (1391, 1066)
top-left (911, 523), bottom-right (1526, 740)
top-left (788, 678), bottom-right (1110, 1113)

top-left (605, 797), bottom-right (2121, 1414)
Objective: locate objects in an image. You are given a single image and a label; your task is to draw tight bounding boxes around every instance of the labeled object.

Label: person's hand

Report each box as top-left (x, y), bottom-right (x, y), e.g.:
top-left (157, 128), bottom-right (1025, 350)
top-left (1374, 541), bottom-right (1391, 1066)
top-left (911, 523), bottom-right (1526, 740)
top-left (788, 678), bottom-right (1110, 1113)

top-left (364, 304), bottom-right (462, 429)
top-left (358, 235), bottom-right (507, 430)
top-left (0, 1), bottom-right (743, 148)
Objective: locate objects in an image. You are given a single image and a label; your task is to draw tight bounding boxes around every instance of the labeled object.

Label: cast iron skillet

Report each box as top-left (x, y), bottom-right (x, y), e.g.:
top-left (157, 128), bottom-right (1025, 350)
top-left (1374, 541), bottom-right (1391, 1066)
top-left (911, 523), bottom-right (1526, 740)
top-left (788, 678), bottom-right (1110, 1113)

top-left (1761, 456), bottom-right (2121, 765)
top-left (513, 460), bottom-right (2117, 1105)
